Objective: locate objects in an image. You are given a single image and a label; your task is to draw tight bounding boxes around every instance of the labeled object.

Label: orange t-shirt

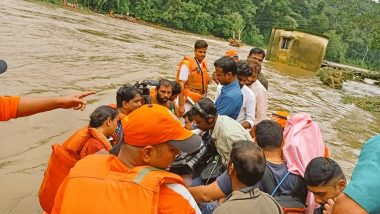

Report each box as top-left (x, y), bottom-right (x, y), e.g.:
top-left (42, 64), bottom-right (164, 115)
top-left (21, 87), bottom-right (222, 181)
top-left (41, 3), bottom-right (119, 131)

top-left (0, 96), bottom-right (20, 121)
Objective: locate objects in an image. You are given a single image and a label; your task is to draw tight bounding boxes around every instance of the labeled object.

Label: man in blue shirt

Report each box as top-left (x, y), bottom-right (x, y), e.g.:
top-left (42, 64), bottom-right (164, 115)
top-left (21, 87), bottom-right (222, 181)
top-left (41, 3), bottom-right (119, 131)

top-left (214, 56), bottom-right (243, 120)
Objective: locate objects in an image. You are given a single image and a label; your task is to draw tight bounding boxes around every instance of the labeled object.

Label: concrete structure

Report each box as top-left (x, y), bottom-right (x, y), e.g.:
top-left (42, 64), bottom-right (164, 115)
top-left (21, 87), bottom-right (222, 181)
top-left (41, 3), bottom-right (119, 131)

top-left (266, 28), bottom-right (329, 72)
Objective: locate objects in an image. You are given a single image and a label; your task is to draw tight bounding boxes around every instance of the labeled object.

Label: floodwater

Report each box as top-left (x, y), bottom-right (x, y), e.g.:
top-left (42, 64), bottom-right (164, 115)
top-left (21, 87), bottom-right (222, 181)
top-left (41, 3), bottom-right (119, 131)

top-left (0, 0), bottom-right (379, 213)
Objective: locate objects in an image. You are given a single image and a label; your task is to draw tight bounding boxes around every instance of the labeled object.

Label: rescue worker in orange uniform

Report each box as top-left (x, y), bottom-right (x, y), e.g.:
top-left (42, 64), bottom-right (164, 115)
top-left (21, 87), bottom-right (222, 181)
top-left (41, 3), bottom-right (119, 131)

top-left (51, 104), bottom-right (202, 214)
top-left (39, 105), bottom-right (119, 213)
top-left (176, 40), bottom-right (211, 116)
top-left (0, 91), bottom-right (95, 121)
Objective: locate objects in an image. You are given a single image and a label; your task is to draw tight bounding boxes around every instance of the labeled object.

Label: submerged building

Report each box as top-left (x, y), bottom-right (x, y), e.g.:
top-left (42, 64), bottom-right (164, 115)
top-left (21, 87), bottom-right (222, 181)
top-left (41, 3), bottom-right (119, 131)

top-left (266, 28), bottom-right (329, 72)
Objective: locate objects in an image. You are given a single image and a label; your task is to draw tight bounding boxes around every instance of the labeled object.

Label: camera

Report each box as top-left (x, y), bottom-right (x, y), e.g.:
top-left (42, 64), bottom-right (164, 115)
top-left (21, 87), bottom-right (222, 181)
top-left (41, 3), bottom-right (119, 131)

top-left (169, 132), bottom-right (225, 184)
top-left (133, 80), bottom-right (159, 104)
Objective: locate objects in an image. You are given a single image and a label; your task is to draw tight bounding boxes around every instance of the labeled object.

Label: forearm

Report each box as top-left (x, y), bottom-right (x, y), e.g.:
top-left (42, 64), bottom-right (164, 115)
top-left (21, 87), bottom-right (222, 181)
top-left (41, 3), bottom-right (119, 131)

top-left (189, 182), bottom-right (225, 203)
top-left (17, 97), bottom-right (64, 117)
top-left (178, 81), bottom-right (185, 107)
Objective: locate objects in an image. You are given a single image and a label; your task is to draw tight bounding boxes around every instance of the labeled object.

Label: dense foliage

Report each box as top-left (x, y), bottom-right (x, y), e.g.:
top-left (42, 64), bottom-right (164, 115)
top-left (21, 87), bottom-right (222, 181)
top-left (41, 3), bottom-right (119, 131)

top-left (73, 0), bottom-right (380, 70)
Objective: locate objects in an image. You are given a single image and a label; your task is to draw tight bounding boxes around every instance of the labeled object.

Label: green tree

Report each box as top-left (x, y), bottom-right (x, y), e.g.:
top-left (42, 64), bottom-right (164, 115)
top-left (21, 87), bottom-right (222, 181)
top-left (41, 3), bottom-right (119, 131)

top-left (324, 30), bottom-right (348, 62)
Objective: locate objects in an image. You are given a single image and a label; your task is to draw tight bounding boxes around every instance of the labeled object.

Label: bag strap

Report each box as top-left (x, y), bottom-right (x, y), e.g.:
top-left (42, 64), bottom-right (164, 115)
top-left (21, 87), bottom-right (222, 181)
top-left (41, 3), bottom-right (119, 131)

top-left (261, 164), bottom-right (277, 191)
top-left (271, 171), bottom-right (290, 196)
top-left (194, 57), bottom-right (205, 94)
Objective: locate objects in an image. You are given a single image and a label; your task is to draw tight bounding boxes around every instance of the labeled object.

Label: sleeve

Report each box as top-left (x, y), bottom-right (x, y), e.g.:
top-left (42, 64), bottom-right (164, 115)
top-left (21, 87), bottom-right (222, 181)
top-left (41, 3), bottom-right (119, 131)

top-left (79, 139), bottom-right (106, 159)
top-left (215, 96), bottom-right (236, 119)
top-left (255, 88), bottom-right (268, 124)
top-left (159, 183), bottom-right (201, 214)
top-left (216, 171), bottom-right (232, 196)
top-left (0, 96), bottom-right (20, 121)
top-left (343, 135), bottom-right (380, 213)
top-left (214, 84), bottom-right (222, 101)
top-left (178, 63), bottom-right (190, 82)
top-left (245, 91), bottom-right (256, 127)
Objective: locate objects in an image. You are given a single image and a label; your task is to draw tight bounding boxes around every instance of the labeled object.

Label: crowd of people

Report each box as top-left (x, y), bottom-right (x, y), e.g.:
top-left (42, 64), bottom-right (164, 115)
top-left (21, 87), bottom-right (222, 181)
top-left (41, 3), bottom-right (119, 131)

top-left (0, 39), bottom-right (379, 214)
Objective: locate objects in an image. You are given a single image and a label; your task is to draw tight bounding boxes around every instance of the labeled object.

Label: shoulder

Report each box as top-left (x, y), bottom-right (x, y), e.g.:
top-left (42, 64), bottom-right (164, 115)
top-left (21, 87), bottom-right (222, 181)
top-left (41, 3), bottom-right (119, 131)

top-left (241, 86), bottom-right (255, 98)
top-left (257, 81), bottom-right (267, 91)
top-left (159, 183), bottom-right (200, 213)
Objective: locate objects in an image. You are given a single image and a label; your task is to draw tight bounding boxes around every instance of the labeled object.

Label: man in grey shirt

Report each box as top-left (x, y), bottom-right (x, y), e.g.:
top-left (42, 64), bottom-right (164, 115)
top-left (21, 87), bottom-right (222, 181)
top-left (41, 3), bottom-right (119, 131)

top-left (213, 141), bottom-right (282, 214)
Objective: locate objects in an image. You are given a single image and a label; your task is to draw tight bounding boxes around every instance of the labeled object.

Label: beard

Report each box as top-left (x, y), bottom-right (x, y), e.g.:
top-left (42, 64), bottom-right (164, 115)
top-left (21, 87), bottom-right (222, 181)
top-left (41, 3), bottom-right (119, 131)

top-left (157, 94), bottom-right (168, 104)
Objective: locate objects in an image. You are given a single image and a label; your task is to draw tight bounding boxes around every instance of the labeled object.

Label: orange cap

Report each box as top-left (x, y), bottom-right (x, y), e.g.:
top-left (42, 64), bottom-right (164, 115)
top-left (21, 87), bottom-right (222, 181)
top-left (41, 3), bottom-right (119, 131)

top-left (272, 111), bottom-right (290, 128)
top-left (224, 50), bottom-right (238, 58)
top-left (123, 104), bottom-right (201, 153)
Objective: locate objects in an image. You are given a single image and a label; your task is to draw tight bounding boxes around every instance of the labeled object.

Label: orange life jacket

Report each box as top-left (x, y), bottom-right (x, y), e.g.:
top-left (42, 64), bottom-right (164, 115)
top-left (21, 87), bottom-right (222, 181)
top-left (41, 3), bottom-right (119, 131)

top-left (52, 155), bottom-right (186, 213)
top-left (176, 56), bottom-right (210, 103)
top-left (39, 127), bottom-right (112, 213)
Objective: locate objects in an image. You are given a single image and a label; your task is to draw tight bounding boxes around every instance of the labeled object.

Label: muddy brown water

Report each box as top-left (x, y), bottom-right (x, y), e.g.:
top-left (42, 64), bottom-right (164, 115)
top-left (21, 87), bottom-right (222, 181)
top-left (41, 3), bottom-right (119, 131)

top-left (0, 0), bottom-right (379, 213)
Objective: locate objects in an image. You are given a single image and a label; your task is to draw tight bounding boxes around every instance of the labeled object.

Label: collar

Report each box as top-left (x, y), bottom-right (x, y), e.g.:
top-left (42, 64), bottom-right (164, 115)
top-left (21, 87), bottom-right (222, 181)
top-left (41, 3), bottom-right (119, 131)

top-left (210, 115), bottom-right (223, 139)
top-left (227, 187), bottom-right (261, 201)
top-left (221, 79), bottom-right (239, 91)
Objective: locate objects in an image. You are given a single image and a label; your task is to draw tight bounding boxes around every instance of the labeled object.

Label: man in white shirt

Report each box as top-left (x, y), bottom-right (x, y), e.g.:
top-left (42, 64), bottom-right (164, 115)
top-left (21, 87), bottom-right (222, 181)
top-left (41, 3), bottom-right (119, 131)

top-left (245, 59), bottom-right (268, 125)
top-left (215, 60), bottom-right (256, 129)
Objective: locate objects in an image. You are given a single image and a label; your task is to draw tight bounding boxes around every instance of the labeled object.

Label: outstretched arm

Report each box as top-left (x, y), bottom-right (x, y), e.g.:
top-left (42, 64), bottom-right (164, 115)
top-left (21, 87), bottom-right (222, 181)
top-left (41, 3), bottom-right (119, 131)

top-left (16, 91), bottom-right (96, 117)
top-left (188, 181), bottom-right (225, 204)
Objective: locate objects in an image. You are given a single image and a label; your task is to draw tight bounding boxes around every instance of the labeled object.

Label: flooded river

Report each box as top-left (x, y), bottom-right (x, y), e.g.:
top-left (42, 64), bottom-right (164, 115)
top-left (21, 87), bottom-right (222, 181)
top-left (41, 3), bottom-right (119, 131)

top-left (0, 0), bottom-right (379, 213)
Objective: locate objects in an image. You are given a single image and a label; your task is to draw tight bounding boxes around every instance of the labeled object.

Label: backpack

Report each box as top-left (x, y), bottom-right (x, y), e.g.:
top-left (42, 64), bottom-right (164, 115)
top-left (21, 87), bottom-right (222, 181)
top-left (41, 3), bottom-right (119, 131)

top-left (261, 165), bottom-right (306, 214)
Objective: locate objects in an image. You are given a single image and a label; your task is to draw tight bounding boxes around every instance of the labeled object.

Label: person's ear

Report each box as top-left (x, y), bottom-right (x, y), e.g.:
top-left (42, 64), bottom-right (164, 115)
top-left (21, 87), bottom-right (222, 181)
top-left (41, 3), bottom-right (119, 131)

top-left (106, 117), bottom-right (112, 126)
top-left (141, 146), bottom-right (154, 164)
top-left (228, 162), bottom-right (234, 176)
top-left (207, 117), bottom-right (214, 124)
top-left (122, 100), bottom-right (128, 108)
top-left (336, 179), bottom-right (346, 192)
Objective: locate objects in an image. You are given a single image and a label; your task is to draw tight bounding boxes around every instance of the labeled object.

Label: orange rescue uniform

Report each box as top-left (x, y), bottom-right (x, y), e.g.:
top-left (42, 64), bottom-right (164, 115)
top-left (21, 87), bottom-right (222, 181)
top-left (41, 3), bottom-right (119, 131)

top-left (52, 155), bottom-right (200, 214)
top-left (0, 96), bottom-right (20, 121)
top-left (39, 126), bottom-right (113, 213)
top-left (176, 56), bottom-right (210, 103)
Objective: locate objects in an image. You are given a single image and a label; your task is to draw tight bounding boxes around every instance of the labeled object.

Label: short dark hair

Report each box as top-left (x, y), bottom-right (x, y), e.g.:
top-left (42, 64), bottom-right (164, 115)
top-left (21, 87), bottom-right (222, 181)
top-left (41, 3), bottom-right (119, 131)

top-left (230, 141), bottom-right (266, 186)
top-left (156, 79), bottom-right (172, 90)
top-left (195, 40), bottom-right (208, 49)
top-left (171, 81), bottom-right (182, 96)
top-left (183, 110), bottom-right (193, 122)
top-left (191, 98), bottom-right (217, 119)
top-left (89, 105), bottom-right (119, 128)
top-left (248, 47), bottom-right (266, 59)
top-left (304, 157), bottom-right (346, 187)
top-left (116, 85), bottom-right (142, 108)
top-left (214, 56), bottom-right (237, 75)
top-left (236, 60), bottom-right (253, 77)
top-left (247, 59), bottom-right (262, 74)
top-left (255, 120), bottom-right (283, 150)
